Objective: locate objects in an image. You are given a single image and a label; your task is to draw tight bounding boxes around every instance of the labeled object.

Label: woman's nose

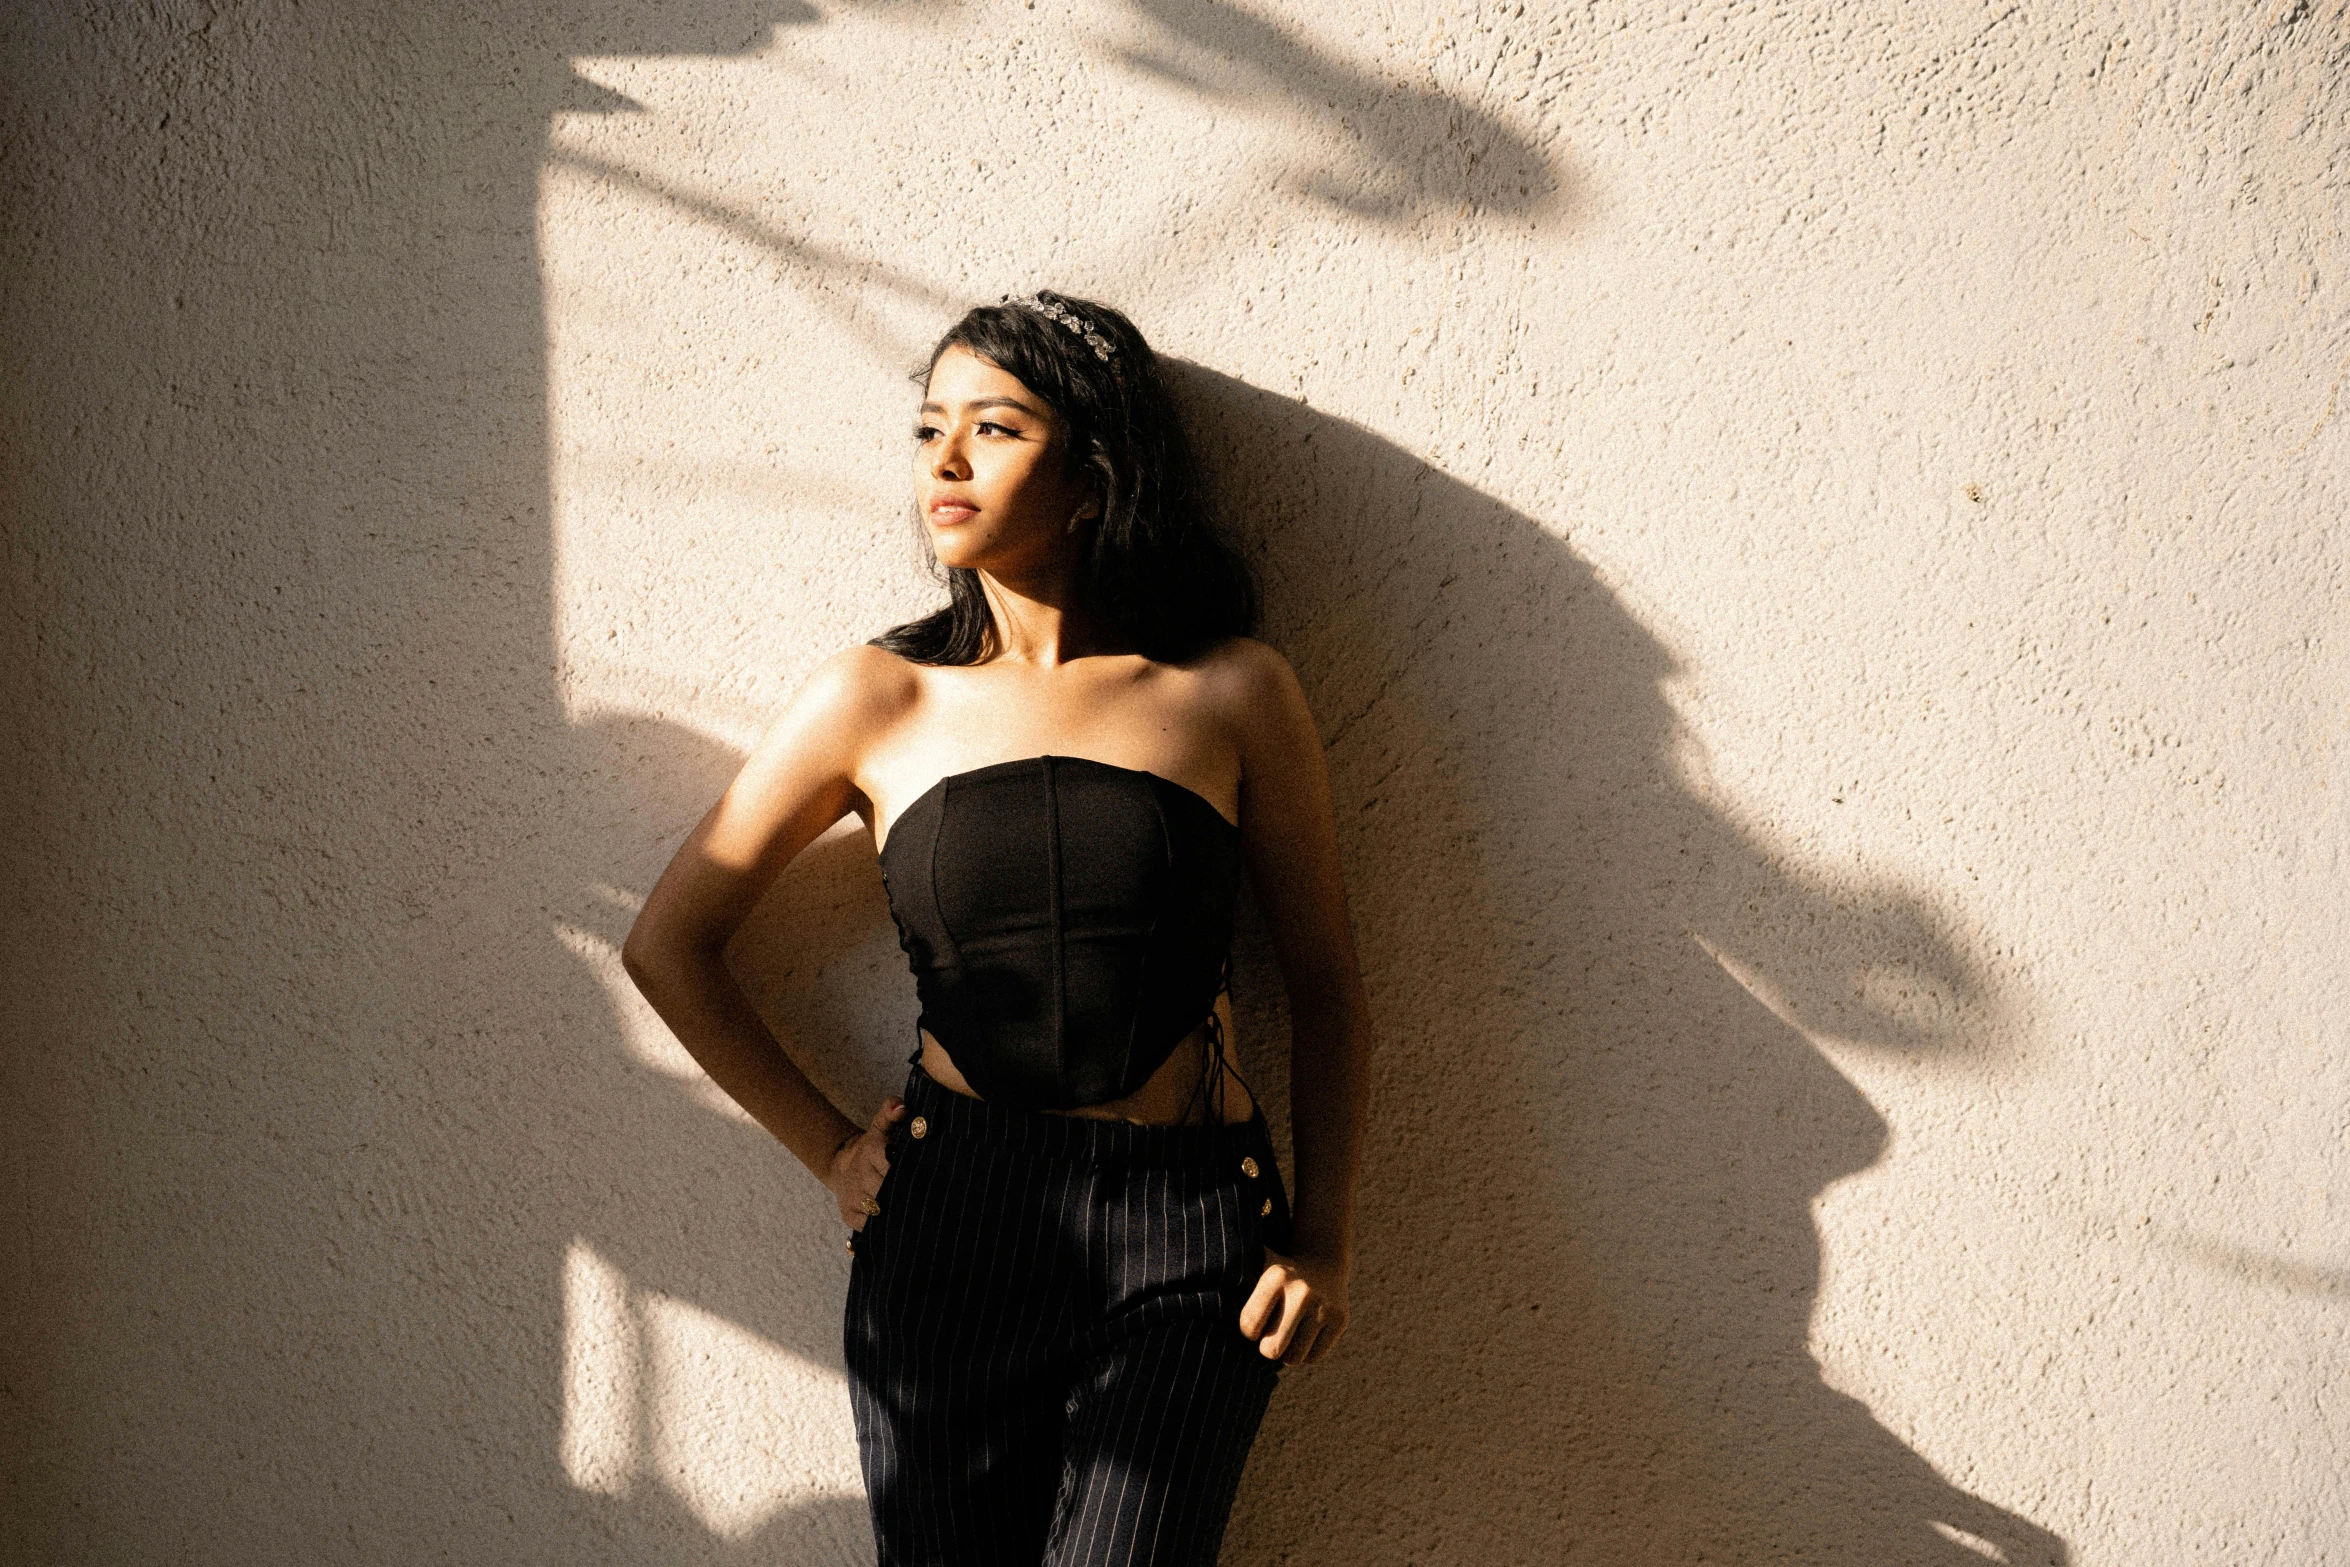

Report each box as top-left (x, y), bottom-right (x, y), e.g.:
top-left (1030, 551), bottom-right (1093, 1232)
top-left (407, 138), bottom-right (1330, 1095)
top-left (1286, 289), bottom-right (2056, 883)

top-left (931, 432), bottom-right (971, 478)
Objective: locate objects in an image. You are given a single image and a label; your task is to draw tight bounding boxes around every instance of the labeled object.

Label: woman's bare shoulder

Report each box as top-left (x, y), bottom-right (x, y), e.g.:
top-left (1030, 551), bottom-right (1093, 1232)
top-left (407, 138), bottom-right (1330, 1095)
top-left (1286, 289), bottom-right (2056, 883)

top-left (748, 642), bottom-right (926, 771)
top-left (803, 641), bottom-right (926, 713)
top-left (1185, 636), bottom-right (1310, 723)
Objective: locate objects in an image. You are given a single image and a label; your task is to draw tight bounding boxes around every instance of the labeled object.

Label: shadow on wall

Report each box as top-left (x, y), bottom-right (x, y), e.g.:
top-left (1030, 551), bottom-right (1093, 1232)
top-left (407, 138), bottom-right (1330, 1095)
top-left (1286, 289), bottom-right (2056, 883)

top-left (557, 368), bottom-right (2088, 1562)
top-left (10, 0), bottom-right (2055, 1560)
top-left (1112, 0), bottom-right (1569, 220)
top-left (1166, 365), bottom-right (2073, 1567)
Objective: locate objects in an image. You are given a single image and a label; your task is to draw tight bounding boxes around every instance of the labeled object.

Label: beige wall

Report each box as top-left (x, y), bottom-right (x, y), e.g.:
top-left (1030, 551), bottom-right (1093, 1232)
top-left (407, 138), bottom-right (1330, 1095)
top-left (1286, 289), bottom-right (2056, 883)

top-left (6, 2), bottom-right (2345, 1562)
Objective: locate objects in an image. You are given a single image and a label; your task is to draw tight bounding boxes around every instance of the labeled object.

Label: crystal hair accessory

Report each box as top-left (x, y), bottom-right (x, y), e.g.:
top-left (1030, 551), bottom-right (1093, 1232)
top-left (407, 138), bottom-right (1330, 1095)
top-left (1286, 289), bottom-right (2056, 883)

top-left (1003, 293), bottom-right (1115, 363)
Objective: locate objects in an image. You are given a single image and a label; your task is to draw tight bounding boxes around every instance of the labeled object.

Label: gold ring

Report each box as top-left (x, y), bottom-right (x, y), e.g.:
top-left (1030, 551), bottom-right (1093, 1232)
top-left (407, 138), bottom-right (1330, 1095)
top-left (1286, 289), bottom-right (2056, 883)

top-left (860, 1197), bottom-right (881, 1217)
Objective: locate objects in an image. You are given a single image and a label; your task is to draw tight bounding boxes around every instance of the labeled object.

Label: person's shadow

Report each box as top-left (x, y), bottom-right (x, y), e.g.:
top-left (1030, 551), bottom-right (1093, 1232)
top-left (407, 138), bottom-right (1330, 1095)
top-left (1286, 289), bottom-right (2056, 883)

top-left (1147, 365), bottom-right (2073, 1566)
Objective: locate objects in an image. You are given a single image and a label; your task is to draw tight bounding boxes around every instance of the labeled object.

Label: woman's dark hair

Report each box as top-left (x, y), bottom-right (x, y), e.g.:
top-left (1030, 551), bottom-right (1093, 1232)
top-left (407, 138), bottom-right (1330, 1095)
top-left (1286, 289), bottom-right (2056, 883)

top-left (868, 291), bottom-right (1257, 665)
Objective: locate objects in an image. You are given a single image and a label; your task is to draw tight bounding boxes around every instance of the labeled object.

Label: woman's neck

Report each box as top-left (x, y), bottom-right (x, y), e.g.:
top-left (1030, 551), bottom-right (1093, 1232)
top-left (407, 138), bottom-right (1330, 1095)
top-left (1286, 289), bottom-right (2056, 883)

top-left (977, 566), bottom-right (1121, 667)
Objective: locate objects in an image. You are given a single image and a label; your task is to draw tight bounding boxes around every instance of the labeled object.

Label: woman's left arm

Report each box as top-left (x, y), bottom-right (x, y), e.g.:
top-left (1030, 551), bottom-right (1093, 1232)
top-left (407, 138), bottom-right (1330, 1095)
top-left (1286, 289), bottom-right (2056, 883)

top-left (1224, 640), bottom-right (1375, 1366)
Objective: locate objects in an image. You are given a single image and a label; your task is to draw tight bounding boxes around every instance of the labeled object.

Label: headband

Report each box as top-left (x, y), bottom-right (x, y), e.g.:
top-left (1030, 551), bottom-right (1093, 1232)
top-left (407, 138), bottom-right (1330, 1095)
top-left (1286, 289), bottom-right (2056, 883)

top-left (1002, 293), bottom-right (1115, 363)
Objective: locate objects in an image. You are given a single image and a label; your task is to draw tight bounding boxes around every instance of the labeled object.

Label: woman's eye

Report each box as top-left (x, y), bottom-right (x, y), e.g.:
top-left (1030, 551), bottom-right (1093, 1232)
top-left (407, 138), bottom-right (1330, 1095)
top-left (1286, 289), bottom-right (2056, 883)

top-left (977, 421), bottom-right (1016, 437)
top-left (912, 424), bottom-right (939, 441)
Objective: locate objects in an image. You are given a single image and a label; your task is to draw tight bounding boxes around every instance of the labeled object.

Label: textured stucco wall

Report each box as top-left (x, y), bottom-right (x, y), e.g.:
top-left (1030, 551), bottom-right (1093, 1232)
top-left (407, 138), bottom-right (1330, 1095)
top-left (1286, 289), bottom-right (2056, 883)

top-left (5, 2), bottom-right (2345, 1562)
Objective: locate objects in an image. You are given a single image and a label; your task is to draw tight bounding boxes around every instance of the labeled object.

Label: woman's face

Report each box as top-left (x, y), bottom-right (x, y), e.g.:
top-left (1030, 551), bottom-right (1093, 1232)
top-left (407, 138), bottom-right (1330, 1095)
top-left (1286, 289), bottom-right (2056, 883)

top-left (913, 344), bottom-right (1098, 578)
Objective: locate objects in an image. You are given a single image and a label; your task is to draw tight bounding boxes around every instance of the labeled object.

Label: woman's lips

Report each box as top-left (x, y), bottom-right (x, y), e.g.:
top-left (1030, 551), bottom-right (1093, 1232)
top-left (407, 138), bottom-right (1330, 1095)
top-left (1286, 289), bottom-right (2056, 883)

top-left (927, 499), bottom-right (978, 524)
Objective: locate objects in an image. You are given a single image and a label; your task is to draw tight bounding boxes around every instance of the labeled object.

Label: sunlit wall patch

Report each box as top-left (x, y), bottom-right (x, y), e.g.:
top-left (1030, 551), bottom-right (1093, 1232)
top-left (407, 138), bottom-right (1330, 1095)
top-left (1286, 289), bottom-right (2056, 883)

top-left (559, 1238), bottom-right (863, 1533)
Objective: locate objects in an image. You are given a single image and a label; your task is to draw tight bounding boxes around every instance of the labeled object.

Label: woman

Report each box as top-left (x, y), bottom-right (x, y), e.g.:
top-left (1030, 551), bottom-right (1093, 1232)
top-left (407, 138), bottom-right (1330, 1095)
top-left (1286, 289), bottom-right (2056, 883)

top-left (623, 291), bottom-right (1373, 1565)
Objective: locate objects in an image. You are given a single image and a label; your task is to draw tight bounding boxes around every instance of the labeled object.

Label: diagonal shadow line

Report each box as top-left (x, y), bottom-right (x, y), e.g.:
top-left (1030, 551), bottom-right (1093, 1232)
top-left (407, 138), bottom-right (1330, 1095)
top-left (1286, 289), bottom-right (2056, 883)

top-left (542, 144), bottom-right (955, 366)
top-left (2164, 1229), bottom-right (2350, 1300)
top-left (1113, 0), bottom-right (1572, 221)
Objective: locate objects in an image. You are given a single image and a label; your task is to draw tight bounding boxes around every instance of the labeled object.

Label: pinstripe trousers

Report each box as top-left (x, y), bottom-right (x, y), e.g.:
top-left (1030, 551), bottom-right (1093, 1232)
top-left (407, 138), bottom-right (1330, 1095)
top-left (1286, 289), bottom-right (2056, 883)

top-left (844, 1050), bottom-right (1293, 1567)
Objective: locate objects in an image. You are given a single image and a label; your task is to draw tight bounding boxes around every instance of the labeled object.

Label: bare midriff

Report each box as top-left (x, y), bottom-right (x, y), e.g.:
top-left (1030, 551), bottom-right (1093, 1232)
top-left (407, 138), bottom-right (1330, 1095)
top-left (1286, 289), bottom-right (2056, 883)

top-left (917, 994), bottom-right (1257, 1126)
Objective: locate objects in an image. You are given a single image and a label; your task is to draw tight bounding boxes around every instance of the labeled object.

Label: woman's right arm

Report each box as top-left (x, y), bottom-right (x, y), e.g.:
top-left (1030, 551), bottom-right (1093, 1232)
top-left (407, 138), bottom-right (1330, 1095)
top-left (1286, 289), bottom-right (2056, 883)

top-left (621, 646), bottom-right (913, 1215)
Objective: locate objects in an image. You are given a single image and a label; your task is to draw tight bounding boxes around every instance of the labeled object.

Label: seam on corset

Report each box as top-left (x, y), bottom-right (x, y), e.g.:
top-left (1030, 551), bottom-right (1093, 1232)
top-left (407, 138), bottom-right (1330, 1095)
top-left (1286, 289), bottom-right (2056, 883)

top-left (1119, 776), bottom-right (1174, 1101)
top-left (1043, 756), bottom-right (1066, 1091)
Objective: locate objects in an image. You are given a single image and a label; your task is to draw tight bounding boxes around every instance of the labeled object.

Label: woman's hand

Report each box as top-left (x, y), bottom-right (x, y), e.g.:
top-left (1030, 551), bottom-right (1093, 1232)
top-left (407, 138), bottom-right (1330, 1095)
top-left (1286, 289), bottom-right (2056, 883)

top-left (1240, 1247), bottom-right (1351, 1364)
top-left (825, 1095), bottom-right (907, 1229)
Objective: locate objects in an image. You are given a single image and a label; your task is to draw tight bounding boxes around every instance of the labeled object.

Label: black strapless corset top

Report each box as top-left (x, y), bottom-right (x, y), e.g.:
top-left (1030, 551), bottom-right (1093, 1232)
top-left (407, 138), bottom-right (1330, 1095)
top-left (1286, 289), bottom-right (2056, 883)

top-left (878, 754), bottom-right (1243, 1111)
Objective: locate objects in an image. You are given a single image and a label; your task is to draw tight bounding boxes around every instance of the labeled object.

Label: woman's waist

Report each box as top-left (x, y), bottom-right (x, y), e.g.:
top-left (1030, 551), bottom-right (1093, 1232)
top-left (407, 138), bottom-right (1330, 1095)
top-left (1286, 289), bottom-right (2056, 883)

top-left (895, 1050), bottom-right (1270, 1172)
top-left (914, 1015), bottom-right (1255, 1128)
